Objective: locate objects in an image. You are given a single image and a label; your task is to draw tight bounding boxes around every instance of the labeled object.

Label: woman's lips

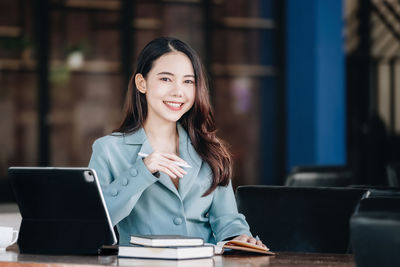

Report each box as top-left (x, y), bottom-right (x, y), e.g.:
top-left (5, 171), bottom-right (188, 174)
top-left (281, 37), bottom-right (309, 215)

top-left (164, 101), bottom-right (184, 111)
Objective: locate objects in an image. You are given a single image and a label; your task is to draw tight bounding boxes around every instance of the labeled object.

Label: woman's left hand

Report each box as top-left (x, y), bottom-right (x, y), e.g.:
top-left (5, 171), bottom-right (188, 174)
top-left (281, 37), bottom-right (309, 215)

top-left (232, 234), bottom-right (267, 248)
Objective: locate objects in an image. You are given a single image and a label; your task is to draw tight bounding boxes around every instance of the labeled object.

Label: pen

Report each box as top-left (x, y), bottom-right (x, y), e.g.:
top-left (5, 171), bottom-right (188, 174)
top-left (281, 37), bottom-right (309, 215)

top-left (137, 152), bottom-right (192, 168)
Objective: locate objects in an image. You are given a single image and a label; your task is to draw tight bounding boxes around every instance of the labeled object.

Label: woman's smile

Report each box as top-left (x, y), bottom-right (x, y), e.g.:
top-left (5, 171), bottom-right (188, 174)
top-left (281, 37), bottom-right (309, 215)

top-left (163, 101), bottom-right (184, 111)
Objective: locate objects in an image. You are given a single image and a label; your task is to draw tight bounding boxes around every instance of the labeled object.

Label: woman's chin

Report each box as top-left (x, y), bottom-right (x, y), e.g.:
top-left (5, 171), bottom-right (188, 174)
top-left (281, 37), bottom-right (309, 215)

top-left (161, 114), bottom-right (184, 123)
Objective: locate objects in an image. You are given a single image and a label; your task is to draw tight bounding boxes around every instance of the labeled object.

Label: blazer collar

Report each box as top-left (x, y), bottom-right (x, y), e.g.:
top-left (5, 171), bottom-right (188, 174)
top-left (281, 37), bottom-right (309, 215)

top-left (122, 127), bottom-right (147, 145)
top-left (177, 123), bottom-right (202, 170)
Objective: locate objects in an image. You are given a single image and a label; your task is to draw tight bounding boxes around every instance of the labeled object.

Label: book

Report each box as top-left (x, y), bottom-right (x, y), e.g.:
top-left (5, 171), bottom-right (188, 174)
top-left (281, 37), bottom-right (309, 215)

top-left (213, 240), bottom-right (275, 255)
top-left (118, 245), bottom-right (214, 260)
top-left (118, 257), bottom-right (214, 267)
top-left (130, 235), bottom-right (204, 247)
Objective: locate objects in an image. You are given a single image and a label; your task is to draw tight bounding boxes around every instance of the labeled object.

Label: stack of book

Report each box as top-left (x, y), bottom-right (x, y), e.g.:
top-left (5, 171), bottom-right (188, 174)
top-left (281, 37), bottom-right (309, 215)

top-left (118, 235), bottom-right (214, 260)
top-left (118, 234), bottom-right (275, 262)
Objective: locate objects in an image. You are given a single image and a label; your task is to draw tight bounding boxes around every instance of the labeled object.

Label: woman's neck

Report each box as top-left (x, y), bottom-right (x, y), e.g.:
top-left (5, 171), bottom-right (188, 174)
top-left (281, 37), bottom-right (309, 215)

top-left (143, 119), bottom-right (178, 154)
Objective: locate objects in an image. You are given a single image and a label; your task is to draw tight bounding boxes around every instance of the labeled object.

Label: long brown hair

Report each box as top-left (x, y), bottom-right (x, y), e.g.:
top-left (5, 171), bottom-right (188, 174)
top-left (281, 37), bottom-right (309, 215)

top-left (114, 37), bottom-right (232, 196)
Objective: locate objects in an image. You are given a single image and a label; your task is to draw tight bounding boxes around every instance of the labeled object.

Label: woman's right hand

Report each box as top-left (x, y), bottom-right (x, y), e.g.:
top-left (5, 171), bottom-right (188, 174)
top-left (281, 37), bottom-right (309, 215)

top-left (141, 152), bottom-right (188, 178)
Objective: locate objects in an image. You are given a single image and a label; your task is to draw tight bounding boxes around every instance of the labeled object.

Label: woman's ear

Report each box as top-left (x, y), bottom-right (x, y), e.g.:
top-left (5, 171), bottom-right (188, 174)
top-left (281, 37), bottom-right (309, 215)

top-left (135, 73), bottom-right (147, 94)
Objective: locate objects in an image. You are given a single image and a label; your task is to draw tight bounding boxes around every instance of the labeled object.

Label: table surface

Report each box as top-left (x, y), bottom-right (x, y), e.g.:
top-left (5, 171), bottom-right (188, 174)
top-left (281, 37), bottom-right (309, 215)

top-left (0, 246), bottom-right (355, 267)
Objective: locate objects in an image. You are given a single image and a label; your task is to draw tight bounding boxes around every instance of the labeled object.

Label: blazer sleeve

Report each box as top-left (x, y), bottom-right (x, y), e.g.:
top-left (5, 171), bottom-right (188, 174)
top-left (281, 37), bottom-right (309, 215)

top-left (88, 139), bottom-right (158, 226)
top-left (208, 180), bottom-right (253, 242)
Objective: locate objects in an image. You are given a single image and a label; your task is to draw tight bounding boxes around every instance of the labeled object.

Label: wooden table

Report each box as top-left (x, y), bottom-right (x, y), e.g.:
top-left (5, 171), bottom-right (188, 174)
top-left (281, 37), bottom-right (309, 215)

top-left (0, 246), bottom-right (355, 267)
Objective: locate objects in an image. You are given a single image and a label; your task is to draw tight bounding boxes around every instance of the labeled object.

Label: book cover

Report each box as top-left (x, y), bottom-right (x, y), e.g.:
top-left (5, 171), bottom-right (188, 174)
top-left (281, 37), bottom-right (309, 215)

top-left (130, 235), bottom-right (204, 247)
top-left (118, 257), bottom-right (214, 267)
top-left (118, 245), bottom-right (214, 260)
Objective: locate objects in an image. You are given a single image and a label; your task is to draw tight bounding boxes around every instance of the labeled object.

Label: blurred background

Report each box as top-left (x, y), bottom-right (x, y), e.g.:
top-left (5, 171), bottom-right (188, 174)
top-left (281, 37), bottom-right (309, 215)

top-left (0, 0), bottom-right (400, 207)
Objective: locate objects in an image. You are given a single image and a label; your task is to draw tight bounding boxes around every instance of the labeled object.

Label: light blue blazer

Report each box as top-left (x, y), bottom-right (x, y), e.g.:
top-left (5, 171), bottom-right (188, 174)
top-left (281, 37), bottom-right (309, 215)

top-left (88, 124), bottom-right (252, 245)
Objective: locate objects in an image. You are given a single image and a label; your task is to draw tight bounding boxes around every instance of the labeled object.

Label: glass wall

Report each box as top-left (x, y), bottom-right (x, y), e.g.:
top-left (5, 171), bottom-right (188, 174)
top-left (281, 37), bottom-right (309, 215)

top-left (0, 0), bottom-right (281, 201)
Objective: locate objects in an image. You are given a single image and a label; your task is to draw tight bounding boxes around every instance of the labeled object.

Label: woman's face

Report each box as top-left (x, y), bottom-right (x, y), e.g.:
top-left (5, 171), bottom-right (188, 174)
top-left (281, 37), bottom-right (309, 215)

top-left (140, 51), bottom-right (196, 124)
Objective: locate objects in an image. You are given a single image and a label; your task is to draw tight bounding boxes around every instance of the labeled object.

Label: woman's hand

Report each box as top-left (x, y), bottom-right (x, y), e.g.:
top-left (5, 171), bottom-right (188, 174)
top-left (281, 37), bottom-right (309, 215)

top-left (232, 234), bottom-right (267, 248)
top-left (142, 152), bottom-right (188, 178)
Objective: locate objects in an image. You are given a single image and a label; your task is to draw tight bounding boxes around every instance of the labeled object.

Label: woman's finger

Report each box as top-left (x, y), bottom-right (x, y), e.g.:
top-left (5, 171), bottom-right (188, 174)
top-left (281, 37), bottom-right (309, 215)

top-left (150, 152), bottom-right (189, 173)
top-left (158, 158), bottom-right (187, 176)
top-left (160, 158), bottom-right (187, 175)
top-left (161, 152), bottom-right (190, 166)
top-left (142, 152), bottom-right (187, 178)
top-left (233, 234), bottom-right (248, 242)
top-left (158, 161), bottom-right (185, 178)
top-left (231, 234), bottom-right (268, 249)
top-left (248, 237), bottom-right (257, 244)
top-left (158, 165), bottom-right (177, 178)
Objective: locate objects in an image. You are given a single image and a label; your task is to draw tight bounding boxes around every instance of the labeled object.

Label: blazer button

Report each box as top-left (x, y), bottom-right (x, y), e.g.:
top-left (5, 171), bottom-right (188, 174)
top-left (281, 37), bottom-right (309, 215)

top-left (121, 178), bottom-right (129, 186)
top-left (130, 168), bottom-right (138, 177)
top-left (173, 217), bottom-right (183, 225)
top-left (110, 188), bottom-right (118, 197)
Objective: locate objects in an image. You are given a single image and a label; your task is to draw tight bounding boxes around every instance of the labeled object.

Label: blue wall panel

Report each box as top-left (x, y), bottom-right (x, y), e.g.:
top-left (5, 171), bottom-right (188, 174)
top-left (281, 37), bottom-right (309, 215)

top-left (286, 0), bottom-right (317, 170)
top-left (259, 0), bottom-right (278, 184)
top-left (315, 0), bottom-right (346, 164)
top-left (285, 0), bottom-right (346, 173)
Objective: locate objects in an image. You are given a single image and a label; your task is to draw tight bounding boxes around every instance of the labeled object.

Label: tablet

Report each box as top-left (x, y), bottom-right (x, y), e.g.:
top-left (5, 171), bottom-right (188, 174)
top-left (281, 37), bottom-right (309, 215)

top-left (8, 167), bottom-right (117, 254)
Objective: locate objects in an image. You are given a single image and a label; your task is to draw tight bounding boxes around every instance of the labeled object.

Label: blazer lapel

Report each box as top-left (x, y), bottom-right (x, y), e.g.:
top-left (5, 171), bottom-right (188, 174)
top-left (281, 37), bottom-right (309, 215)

top-left (177, 124), bottom-right (202, 199)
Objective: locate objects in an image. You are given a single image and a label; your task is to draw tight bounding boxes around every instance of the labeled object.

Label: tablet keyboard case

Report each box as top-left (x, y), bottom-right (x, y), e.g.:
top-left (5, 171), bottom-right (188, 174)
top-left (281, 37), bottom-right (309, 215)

top-left (9, 168), bottom-right (116, 255)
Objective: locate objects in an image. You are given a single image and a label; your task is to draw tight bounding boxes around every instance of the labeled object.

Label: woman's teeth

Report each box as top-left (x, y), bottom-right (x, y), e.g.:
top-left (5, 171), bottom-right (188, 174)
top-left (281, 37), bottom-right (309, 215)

top-left (164, 101), bottom-right (182, 108)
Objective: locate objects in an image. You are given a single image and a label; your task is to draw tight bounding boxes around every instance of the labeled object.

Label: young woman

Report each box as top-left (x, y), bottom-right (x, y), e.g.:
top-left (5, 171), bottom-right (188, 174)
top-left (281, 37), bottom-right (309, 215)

top-left (89, 37), bottom-right (266, 247)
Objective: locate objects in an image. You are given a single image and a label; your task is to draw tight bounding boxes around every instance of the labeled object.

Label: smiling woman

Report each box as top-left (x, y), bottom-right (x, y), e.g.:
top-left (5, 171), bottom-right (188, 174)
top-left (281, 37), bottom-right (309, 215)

top-left (88, 37), bottom-right (266, 248)
top-left (134, 52), bottom-right (196, 124)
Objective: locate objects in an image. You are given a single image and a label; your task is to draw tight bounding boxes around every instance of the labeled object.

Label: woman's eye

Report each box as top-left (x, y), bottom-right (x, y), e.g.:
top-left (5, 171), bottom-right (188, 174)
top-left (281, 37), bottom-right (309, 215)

top-left (185, 80), bottom-right (194, 84)
top-left (160, 77), bottom-right (170, 82)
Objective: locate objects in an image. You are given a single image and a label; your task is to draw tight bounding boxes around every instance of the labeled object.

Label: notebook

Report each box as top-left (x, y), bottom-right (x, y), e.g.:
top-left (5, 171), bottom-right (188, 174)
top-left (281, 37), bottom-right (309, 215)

top-left (130, 235), bottom-right (204, 247)
top-left (214, 240), bottom-right (275, 255)
top-left (8, 167), bottom-right (117, 255)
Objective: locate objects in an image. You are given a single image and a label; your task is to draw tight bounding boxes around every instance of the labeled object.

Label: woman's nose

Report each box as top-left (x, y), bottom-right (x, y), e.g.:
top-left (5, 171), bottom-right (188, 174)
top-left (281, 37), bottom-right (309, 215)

top-left (171, 82), bottom-right (183, 97)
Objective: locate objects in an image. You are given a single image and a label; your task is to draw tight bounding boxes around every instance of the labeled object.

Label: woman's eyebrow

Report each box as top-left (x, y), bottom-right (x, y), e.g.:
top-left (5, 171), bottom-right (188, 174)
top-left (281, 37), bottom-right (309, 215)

top-left (157, 72), bottom-right (194, 78)
top-left (157, 71), bottom-right (174, 76)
